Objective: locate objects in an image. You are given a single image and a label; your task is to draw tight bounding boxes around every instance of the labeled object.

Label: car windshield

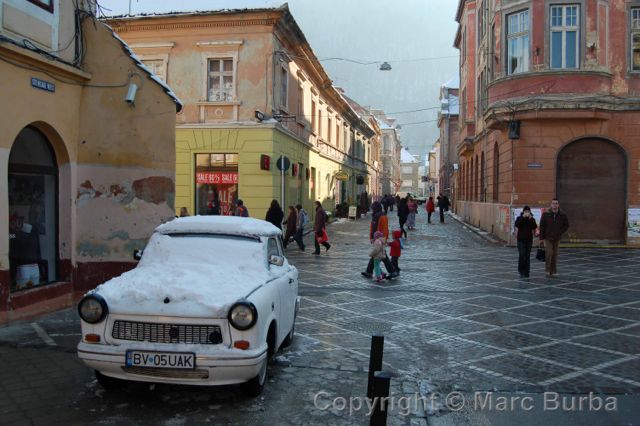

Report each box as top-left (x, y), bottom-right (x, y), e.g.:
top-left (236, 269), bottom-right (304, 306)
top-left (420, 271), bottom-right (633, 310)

top-left (139, 233), bottom-right (265, 270)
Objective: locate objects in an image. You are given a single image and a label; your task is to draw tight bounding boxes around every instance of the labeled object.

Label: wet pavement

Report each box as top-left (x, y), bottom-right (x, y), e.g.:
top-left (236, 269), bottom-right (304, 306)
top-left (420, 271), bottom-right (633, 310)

top-left (1, 213), bottom-right (639, 425)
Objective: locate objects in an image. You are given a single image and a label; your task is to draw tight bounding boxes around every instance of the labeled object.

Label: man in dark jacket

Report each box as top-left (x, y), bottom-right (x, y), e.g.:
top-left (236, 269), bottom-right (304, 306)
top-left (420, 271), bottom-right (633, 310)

top-left (437, 193), bottom-right (450, 223)
top-left (539, 198), bottom-right (569, 277)
top-left (313, 201), bottom-right (331, 254)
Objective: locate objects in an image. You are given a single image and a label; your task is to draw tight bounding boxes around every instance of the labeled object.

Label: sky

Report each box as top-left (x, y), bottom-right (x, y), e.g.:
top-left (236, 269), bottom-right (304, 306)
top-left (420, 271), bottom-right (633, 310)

top-left (97, 0), bottom-right (460, 163)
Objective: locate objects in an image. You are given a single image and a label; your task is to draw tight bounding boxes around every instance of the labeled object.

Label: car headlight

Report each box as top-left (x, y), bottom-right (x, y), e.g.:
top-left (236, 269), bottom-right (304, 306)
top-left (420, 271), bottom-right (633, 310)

top-left (228, 302), bottom-right (258, 331)
top-left (78, 294), bottom-right (109, 324)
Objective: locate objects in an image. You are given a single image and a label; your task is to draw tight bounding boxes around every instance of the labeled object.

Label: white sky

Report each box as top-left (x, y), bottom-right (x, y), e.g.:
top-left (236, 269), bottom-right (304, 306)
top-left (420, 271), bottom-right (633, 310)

top-left (97, 0), bottom-right (460, 159)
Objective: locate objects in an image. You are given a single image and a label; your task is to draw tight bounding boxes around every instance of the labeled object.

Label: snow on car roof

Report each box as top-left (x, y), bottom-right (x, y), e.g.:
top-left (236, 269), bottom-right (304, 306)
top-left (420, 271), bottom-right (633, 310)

top-left (156, 215), bottom-right (282, 238)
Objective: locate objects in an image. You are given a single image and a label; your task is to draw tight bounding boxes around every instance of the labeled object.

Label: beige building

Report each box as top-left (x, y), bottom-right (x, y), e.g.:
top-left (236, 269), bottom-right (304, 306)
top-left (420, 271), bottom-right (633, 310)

top-left (374, 111), bottom-right (401, 196)
top-left (428, 144), bottom-right (439, 197)
top-left (0, 0), bottom-right (180, 322)
top-left (106, 5), bottom-right (376, 220)
top-left (399, 148), bottom-right (420, 197)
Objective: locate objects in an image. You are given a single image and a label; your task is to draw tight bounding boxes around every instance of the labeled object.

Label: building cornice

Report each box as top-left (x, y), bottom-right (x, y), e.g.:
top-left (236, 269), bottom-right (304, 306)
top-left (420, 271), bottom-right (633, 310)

top-left (0, 41), bottom-right (91, 82)
top-left (107, 18), bottom-right (279, 33)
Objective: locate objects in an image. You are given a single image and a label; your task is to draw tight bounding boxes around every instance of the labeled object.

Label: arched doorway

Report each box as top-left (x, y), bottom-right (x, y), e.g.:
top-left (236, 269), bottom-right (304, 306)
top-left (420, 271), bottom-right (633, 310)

top-left (557, 138), bottom-right (626, 243)
top-left (8, 126), bottom-right (58, 291)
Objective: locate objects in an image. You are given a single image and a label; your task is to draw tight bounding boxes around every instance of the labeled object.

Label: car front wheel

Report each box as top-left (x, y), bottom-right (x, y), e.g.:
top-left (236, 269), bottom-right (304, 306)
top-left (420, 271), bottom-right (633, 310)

top-left (242, 357), bottom-right (267, 397)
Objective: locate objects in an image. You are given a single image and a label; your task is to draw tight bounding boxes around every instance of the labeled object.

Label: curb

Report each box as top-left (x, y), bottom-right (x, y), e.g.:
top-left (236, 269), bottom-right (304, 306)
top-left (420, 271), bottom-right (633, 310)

top-left (447, 212), bottom-right (504, 245)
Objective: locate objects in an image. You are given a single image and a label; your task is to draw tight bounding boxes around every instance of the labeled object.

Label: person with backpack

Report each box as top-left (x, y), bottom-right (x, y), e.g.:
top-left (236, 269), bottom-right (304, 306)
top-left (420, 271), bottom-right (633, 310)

top-left (313, 201), bottom-right (331, 254)
top-left (293, 204), bottom-right (308, 251)
top-left (233, 199), bottom-right (249, 217)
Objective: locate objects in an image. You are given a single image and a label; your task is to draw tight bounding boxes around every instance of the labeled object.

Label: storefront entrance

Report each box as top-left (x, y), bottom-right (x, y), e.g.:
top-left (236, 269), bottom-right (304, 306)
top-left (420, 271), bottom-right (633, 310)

top-left (8, 127), bottom-right (58, 291)
top-left (557, 138), bottom-right (626, 243)
top-left (195, 153), bottom-right (238, 216)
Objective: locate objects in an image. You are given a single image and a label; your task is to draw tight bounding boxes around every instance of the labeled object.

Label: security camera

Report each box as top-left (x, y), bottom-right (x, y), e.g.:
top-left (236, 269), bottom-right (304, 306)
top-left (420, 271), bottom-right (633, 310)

top-left (125, 83), bottom-right (138, 104)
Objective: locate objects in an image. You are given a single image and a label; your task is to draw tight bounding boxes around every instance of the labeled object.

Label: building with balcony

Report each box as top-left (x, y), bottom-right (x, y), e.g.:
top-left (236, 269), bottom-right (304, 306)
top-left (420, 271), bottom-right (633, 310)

top-left (106, 5), bottom-right (376, 220)
top-left (0, 0), bottom-right (181, 321)
top-left (455, 0), bottom-right (640, 245)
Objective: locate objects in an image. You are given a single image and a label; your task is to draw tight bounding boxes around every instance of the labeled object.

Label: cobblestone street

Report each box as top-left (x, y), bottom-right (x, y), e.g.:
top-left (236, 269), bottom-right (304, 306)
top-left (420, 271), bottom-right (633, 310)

top-left (1, 213), bottom-right (639, 425)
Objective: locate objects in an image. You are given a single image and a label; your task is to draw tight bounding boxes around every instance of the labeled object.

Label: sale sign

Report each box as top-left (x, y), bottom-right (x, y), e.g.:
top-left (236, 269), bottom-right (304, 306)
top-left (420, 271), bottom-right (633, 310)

top-left (196, 172), bottom-right (238, 185)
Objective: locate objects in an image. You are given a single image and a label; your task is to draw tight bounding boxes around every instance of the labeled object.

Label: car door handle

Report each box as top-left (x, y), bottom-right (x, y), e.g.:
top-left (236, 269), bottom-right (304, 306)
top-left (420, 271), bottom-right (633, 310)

top-left (289, 278), bottom-right (294, 284)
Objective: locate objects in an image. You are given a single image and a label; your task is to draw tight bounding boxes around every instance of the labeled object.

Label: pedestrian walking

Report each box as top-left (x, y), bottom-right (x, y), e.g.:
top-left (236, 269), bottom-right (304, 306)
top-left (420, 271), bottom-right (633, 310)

top-left (179, 207), bottom-right (190, 217)
top-left (539, 198), bottom-right (569, 277)
top-left (233, 199), bottom-right (249, 217)
top-left (369, 231), bottom-right (387, 282)
top-left (426, 196), bottom-right (435, 224)
top-left (282, 205), bottom-right (297, 248)
top-left (265, 199), bottom-right (284, 230)
top-left (407, 197), bottom-right (418, 230)
top-left (388, 230), bottom-right (403, 274)
top-left (381, 194), bottom-right (390, 214)
top-left (514, 206), bottom-right (538, 278)
top-left (361, 201), bottom-right (397, 278)
top-left (397, 197), bottom-right (409, 238)
top-left (293, 204), bottom-right (308, 251)
top-left (313, 201), bottom-right (331, 254)
top-left (391, 195), bottom-right (398, 212)
top-left (437, 193), bottom-right (450, 223)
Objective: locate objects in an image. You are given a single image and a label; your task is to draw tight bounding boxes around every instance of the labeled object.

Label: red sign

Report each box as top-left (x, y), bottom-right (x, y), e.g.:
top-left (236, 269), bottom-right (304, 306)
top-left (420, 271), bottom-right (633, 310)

top-left (196, 172), bottom-right (238, 185)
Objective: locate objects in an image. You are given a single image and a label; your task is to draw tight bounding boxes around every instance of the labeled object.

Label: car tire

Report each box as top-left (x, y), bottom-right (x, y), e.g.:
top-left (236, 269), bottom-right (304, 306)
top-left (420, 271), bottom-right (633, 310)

top-left (242, 357), bottom-right (267, 397)
top-left (95, 370), bottom-right (125, 390)
top-left (281, 316), bottom-right (295, 348)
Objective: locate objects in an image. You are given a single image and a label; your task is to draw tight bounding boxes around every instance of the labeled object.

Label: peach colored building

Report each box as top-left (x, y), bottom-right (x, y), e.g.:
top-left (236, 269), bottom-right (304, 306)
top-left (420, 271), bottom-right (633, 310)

top-left (106, 5), bottom-right (378, 221)
top-left (0, 1), bottom-right (180, 322)
top-left (455, 0), bottom-right (640, 246)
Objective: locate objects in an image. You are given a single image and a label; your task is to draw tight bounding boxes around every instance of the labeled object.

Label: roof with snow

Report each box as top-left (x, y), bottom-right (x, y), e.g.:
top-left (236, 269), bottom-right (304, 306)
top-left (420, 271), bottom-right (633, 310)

top-left (106, 24), bottom-right (183, 112)
top-left (401, 148), bottom-right (419, 163)
top-left (443, 75), bottom-right (460, 89)
top-left (156, 215), bottom-right (281, 238)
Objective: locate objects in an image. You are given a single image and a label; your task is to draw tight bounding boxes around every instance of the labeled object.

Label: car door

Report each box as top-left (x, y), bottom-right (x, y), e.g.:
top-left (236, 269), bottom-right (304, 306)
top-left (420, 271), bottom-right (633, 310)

top-left (267, 237), bottom-right (289, 342)
top-left (277, 236), bottom-right (297, 334)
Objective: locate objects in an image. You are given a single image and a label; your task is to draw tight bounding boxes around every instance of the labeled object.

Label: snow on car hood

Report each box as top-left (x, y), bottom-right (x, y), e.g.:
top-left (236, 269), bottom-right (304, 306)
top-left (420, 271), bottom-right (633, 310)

top-left (95, 233), bottom-right (275, 317)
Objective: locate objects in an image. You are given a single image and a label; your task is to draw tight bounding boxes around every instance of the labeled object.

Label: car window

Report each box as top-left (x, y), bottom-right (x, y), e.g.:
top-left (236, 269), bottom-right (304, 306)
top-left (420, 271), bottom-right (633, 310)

top-left (276, 236), bottom-right (284, 256)
top-left (267, 238), bottom-right (279, 259)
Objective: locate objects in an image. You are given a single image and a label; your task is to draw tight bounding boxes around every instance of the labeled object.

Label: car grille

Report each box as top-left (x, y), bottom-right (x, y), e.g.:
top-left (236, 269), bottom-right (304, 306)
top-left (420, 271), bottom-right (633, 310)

top-left (122, 366), bottom-right (209, 379)
top-left (112, 320), bottom-right (223, 344)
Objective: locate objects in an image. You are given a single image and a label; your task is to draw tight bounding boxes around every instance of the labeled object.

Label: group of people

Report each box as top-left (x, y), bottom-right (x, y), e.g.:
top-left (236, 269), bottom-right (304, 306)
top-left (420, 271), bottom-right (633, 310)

top-left (265, 200), bottom-right (331, 255)
top-left (514, 198), bottom-right (569, 278)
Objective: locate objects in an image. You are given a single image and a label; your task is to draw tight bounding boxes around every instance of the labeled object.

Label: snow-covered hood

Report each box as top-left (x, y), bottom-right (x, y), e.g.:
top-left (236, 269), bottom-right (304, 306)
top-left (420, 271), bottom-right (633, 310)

top-left (94, 233), bottom-right (277, 317)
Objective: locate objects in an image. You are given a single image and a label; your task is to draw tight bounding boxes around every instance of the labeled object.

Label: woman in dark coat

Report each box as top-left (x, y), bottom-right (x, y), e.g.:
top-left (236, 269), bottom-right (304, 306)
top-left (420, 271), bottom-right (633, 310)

top-left (265, 199), bottom-right (284, 230)
top-left (313, 201), bottom-right (331, 254)
top-left (514, 205), bottom-right (538, 278)
top-left (282, 205), bottom-right (297, 248)
top-left (397, 197), bottom-right (410, 238)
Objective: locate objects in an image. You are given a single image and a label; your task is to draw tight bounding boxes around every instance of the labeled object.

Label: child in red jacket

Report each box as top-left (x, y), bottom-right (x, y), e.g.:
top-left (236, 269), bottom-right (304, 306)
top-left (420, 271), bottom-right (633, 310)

top-left (389, 230), bottom-right (403, 274)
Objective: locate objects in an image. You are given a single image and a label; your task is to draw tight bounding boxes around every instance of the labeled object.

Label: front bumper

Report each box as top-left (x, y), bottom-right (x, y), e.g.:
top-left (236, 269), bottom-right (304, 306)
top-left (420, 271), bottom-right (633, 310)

top-left (77, 342), bottom-right (268, 386)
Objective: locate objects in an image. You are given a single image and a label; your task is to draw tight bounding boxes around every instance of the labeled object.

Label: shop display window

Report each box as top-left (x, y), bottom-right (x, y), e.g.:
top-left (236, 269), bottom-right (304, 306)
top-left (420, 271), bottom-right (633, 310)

top-left (195, 153), bottom-right (239, 216)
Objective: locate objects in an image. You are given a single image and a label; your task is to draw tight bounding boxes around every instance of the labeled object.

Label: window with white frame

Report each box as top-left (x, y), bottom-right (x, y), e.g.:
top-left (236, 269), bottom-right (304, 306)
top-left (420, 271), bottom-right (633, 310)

top-left (550, 5), bottom-right (580, 69)
top-left (207, 58), bottom-right (234, 102)
top-left (279, 66), bottom-right (288, 109)
top-left (27, 0), bottom-right (53, 12)
top-left (506, 10), bottom-right (529, 75)
top-left (632, 8), bottom-right (640, 71)
top-left (142, 59), bottom-right (167, 82)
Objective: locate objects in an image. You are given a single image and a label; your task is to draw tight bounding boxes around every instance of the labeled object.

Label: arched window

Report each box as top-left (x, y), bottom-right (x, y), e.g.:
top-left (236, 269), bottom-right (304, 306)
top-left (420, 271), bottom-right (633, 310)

top-left (9, 126), bottom-right (58, 291)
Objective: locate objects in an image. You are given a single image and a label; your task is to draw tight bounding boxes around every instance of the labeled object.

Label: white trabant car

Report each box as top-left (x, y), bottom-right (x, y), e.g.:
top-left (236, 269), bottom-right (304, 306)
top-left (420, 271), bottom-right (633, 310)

top-left (77, 216), bottom-right (299, 396)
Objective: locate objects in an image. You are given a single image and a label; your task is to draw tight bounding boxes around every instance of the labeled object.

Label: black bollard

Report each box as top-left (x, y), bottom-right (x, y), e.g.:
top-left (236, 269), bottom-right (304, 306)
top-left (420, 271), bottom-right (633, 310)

top-left (370, 371), bottom-right (392, 426)
top-left (367, 334), bottom-right (384, 399)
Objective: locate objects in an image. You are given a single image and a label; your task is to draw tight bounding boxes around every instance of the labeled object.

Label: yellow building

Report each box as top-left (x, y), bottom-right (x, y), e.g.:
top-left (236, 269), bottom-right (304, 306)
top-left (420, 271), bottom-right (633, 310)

top-left (106, 5), bottom-right (377, 220)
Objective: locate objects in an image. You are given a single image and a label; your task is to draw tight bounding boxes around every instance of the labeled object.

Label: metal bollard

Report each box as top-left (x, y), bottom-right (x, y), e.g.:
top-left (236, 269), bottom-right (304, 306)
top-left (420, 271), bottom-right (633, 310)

top-left (370, 371), bottom-right (392, 426)
top-left (367, 334), bottom-right (384, 399)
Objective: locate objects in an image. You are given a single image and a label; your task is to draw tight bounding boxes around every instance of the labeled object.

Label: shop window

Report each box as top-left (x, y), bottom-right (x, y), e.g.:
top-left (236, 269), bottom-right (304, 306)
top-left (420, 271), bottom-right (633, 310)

top-left (9, 126), bottom-right (58, 291)
top-left (195, 153), bottom-right (239, 216)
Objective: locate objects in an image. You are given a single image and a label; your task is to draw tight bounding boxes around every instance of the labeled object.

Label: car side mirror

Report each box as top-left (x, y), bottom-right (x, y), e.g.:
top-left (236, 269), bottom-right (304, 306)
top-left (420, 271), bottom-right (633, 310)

top-left (269, 255), bottom-right (284, 267)
top-left (133, 249), bottom-right (143, 261)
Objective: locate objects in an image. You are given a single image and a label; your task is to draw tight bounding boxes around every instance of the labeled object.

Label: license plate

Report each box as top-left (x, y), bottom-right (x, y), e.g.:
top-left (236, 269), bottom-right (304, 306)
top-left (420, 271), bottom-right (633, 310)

top-left (125, 350), bottom-right (196, 369)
